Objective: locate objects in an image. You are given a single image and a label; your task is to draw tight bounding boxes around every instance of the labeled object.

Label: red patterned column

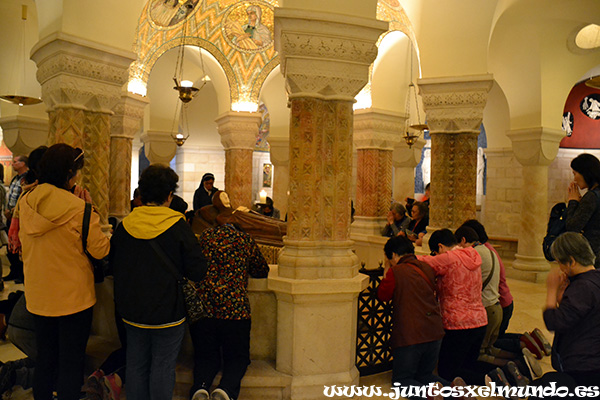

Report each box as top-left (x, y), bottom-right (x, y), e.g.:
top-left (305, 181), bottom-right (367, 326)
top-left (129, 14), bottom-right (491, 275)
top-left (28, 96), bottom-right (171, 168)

top-left (216, 111), bottom-right (262, 209)
top-left (352, 109), bottom-right (403, 236)
top-left (418, 75), bottom-right (494, 238)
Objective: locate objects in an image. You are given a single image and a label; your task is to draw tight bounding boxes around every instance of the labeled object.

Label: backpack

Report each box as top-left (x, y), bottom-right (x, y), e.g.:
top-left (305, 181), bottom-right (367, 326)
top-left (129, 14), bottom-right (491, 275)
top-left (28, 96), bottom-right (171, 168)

top-left (542, 202), bottom-right (567, 261)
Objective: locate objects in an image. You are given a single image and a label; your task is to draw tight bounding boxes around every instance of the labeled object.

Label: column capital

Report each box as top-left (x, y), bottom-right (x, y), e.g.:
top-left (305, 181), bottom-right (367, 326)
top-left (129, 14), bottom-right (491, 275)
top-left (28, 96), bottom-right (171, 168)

top-left (111, 92), bottom-right (149, 140)
top-left (31, 32), bottom-right (135, 113)
top-left (418, 74), bottom-right (494, 134)
top-left (268, 136), bottom-right (290, 165)
top-left (353, 108), bottom-right (405, 150)
top-left (507, 127), bottom-right (565, 166)
top-left (141, 131), bottom-right (177, 165)
top-left (215, 111), bottom-right (262, 150)
top-left (0, 115), bottom-right (49, 156)
top-left (275, 8), bottom-right (388, 101)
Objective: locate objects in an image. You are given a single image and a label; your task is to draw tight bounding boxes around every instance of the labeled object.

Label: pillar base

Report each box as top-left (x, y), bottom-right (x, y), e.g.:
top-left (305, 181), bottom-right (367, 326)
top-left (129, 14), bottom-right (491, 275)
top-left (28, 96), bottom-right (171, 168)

top-left (351, 216), bottom-right (386, 236)
top-left (509, 254), bottom-right (550, 283)
top-left (268, 273), bottom-right (368, 400)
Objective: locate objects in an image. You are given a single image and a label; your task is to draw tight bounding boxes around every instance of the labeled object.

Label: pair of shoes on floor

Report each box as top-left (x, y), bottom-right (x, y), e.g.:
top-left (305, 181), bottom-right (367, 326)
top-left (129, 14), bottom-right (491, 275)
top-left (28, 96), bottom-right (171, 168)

top-left (504, 361), bottom-right (529, 387)
top-left (485, 367), bottom-right (517, 400)
top-left (520, 332), bottom-right (544, 359)
top-left (192, 388), bottom-right (231, 400)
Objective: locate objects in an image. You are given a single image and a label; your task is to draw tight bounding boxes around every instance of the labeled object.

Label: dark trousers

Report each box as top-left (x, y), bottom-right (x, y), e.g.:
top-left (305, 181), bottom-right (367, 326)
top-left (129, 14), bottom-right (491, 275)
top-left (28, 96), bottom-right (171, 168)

top-left (438, 326), bottom-right (487, 385)
top-left (6, 249), bottom-right (23, 279)
top-left (498, 301), bottom-right (513, 338)
top-left (189, 318), bottom-right (251, 400)
top-left (33, 307), bottom-right (93, 400)
top-left (392, 339), bottom-right (450, 396)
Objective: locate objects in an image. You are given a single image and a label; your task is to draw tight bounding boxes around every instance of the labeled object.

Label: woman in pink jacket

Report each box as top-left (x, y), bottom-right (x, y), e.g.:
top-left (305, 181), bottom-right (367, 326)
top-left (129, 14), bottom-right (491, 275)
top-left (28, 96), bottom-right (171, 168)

top-left (418, 228), bottom-right (488, 384)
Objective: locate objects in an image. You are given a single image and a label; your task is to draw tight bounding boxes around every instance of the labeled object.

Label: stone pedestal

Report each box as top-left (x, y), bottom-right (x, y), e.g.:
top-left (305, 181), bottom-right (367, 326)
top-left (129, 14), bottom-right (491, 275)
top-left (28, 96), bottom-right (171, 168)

top-left (351, 109), bottom-right (403, 236)
top-left (269, 137), bottom-right (289, 219)
top-left (110, 92), bottom-right (148, 220)
top-left (269, 8), bottom-right (387, 399)
top-left (141, 131), bottom-right (177, 165)
top-left (418, 75), bottom-right (494, 245)
top-left (216, 111), bottom-right (261, 209)
top-left (30, 32), bottom-right (135, 225)
top-left (507, 128), bottom-right (564, 282)
top-left (393, 138), bottom-right (425, 203)
top-left (0, 115), bottom-right (49, 156)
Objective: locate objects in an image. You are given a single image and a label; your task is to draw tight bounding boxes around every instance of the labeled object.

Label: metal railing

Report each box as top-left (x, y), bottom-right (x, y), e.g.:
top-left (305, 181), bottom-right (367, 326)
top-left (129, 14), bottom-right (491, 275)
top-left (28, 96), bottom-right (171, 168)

top-left (356, 263), bottom-right (393, 376)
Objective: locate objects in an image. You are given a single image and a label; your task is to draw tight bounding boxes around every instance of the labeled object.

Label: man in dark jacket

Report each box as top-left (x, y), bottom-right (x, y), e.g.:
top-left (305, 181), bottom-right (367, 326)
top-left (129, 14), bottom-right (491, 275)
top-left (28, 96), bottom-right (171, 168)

top-left (111, 165), bottom-right (208, 400)
top-left (193, 172), bottom-right (218, 211)
top-left (377, 235), bottom-right (448, 389)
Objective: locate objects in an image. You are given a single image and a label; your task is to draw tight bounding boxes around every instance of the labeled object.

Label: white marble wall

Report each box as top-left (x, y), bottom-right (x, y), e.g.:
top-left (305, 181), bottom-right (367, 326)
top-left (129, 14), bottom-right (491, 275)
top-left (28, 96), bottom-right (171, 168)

top-left (482, 148), bottom-right (522, 239)
top-left (174, 146), bottom-right (226, 208)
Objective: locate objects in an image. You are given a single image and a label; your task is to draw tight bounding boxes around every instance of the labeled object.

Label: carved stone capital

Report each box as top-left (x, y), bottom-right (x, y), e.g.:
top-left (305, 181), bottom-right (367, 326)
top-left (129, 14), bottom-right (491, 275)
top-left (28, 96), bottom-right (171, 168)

top-left (31, 33), bottom-right (135, 113)
top-left (141, 131), bottom-right (177, 165)
top-left (111, 92), bottom-right (149, 140)
top-left (507, 127), bottom-right (565, 167)
top-left (215, 111), bottom-right (262, 150)
top-left (275, 8), bottom-right (388, 101)
top-left (0, 115), bottom-right (49, 156)
top-left (418, 75), bottom-right (494, 134)
top-left (268, 136), bottom-right (290, 166)
top-left (353, 108), bottom-right (405, 150)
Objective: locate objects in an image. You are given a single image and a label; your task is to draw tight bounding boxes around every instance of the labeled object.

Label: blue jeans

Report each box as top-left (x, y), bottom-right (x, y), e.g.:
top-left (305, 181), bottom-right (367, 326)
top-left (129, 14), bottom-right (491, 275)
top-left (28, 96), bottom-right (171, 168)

top-left (392, 339), bottom-right (449, 392)
top-left (125, 322), bottom-right (185, 400)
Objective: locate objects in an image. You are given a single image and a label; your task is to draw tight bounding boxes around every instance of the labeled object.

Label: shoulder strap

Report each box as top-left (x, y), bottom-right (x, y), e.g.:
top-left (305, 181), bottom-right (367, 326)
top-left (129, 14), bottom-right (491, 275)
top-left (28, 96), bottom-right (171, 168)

top-left (404, 259), bottom-right (435, 292)
top-left (149, 240), bottom-right (183, 282)
top-left (82, 202), bottom-right (91, 253)
top-left (482, 247), bottom-right (496, 290)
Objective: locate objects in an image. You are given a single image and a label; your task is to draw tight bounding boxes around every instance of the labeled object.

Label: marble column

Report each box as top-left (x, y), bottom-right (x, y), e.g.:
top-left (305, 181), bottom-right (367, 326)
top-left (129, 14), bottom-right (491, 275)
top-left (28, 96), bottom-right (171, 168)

top-left (507, 128), bottom-right (564, 282)
top-left (351, 108), bottom-right (403, 236)
top-left (109, 92), bottom-right (148, 220)
top-left (141, 131), bottom-right (177, 165)
top-left (0, 115), bottom-right (48, 157)
top-left (269, 8), bottom-right (387, 400)
top-left (31, 33), bottom-right (135, 225)
top-left (393, 138), bottom-right (425, 204)
top-left (268, 136), bottom-right (289, 219)
top-left (418, 75), bottom-right (494, 240)
top-left (216, 111), bottom-right (261, 209)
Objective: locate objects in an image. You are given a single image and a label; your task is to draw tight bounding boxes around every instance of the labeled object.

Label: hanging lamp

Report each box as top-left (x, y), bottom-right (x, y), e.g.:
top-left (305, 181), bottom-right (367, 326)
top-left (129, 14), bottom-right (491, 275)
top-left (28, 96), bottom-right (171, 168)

top-left (403, 42), bottom-right (428, 148)
top-left (0, 5), bottom-right (42, 107)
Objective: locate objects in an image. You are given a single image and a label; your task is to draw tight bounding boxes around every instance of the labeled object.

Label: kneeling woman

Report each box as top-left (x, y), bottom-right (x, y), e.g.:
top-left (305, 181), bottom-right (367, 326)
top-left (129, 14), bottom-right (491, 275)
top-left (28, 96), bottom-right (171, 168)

top-left (19, 144), bottom-right (110, 400)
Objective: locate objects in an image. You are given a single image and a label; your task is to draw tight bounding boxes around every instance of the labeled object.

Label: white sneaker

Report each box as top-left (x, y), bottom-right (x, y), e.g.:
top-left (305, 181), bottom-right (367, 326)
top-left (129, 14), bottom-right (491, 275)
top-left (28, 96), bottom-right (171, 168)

top-left (211, 388), bottom-right (231, 400)
top-left (522, 348), bottom-right (543, 378)
top-left (192, 388), bottom-right (210, 400)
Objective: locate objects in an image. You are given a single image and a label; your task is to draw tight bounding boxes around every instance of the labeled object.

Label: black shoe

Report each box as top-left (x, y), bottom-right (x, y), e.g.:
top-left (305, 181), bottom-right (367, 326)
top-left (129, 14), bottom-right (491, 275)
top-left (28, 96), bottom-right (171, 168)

top-left (504, 361), bottom-right (529, 387)
top-left (3, 273), bottom-right (19, 282)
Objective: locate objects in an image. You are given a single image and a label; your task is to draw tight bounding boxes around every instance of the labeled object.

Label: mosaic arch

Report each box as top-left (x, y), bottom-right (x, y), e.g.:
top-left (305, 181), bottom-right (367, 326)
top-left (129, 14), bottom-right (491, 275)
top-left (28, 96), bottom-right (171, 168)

top-left (130, 0), bottom-right (417, 109)
top-left (131, 0), bottom-right (279, 109)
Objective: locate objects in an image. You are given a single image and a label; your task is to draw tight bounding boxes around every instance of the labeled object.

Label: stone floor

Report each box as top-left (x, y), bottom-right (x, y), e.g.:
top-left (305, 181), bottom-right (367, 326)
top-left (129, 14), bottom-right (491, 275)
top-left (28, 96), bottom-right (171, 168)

top-left (0, 250), bottom-right (555, 399)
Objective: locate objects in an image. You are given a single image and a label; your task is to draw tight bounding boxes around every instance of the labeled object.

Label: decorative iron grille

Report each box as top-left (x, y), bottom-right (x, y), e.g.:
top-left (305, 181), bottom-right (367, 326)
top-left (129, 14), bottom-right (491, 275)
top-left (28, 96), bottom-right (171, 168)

top-left (356, 263), bottom-right (393, 376)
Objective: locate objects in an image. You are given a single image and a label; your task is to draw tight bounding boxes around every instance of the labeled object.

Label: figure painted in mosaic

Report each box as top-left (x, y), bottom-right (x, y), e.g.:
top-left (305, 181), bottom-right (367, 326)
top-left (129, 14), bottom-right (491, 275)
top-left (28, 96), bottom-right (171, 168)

top-left (150, 0), bottom-right (199, 27)
top-left (225, 5), bottom-right (272, 50)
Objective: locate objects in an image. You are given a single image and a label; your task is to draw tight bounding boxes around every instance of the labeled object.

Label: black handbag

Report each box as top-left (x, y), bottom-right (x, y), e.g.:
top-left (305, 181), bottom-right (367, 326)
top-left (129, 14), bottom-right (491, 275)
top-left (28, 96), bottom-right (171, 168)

top-left (82, 203), bottom-right (110, 283)
top-left (149, 240), bottom-right (208, 323)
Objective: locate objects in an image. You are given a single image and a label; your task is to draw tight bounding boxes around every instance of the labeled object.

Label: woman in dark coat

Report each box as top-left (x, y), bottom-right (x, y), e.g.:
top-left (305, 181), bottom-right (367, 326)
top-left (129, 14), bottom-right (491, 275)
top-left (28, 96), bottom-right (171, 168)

top-left (565, 153), bottom-right (600, 268)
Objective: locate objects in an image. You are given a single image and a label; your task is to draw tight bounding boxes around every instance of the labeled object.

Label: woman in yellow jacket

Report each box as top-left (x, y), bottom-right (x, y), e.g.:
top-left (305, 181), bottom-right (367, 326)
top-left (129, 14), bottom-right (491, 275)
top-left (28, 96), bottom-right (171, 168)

top-left (19, 143), bottom-right (110, 400)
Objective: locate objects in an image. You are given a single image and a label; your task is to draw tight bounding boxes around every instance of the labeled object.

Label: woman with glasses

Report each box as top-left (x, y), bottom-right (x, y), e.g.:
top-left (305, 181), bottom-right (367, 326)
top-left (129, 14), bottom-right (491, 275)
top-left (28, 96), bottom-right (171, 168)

top-left (19, 143), bottom-right (110, 400)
